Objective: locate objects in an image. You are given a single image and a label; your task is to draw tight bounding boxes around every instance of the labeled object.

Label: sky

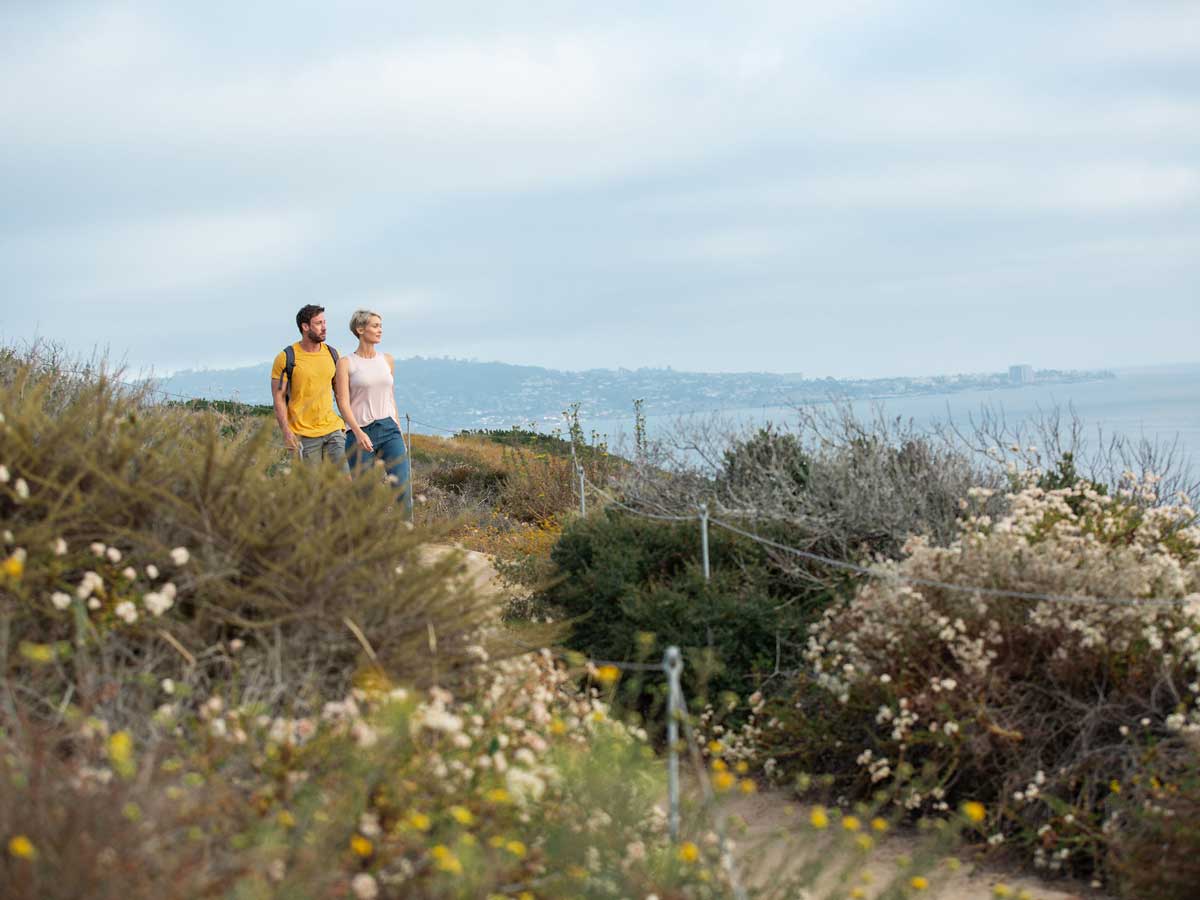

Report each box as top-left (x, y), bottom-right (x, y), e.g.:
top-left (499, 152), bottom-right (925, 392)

top-left (1, 0), bottom-right (1198, 379)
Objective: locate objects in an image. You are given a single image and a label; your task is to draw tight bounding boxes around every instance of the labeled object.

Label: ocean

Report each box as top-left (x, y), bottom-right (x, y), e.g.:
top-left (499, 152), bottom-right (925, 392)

top-left (584, 363), bottom-right (1200, 481)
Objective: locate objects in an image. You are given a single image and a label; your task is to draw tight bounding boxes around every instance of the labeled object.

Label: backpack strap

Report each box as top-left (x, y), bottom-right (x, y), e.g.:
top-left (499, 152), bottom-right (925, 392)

top-left (280, 345), bottom-right (297, 402)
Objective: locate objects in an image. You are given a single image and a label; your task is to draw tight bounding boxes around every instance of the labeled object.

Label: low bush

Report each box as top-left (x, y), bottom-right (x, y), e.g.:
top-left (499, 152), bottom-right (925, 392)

top-left (534, 510), bottom-right (842, 709)
top-left (764, 476), bottom-right (1200, 885)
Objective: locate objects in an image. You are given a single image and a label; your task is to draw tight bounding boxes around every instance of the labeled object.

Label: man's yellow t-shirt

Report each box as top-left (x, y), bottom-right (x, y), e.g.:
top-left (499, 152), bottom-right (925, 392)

top-left (270, 343), bottom-right (346, 438)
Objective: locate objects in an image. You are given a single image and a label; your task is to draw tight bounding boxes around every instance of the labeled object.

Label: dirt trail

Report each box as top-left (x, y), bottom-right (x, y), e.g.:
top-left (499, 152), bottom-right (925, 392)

top-left (434, 544), bottom-right (1110, 900)
top-left (723, 790), bottom-right (1106, 900)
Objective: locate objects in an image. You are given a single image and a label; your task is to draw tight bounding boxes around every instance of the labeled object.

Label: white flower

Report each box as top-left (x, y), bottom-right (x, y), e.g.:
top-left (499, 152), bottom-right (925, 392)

top-left (169, 546), bottom-right (190, 566)
top-left (161, 678), bottom-right (176, 695)
top-left (76, 570), bottom-right (103, 600)
top-left (228, 638), bottom-right (244, 653)
top-left (50, 591), bottom-right (73, 610)
top-left (267, 860), bottom-right (286, 883)
top-left (161, 581), bottom-right (177, 600)
top-left (143, 591), bottom-right (173, 616)
top-left (105, 546), bottom-right (122, 563)
top-left (2, 530), bottom-right (12, 543)
top-left (505, 766), bottom-right (546, 804)
top-left (14, 478), bottom-right (29, 500)
top-left (90, 542), bottom-right (107, 557)
top-left (121, 566), bottom-right (137, 581)
top-left (87, 597), bottom-right (101, 610)
top-left (114, 601), bottom-right (138, 624)
top-left (0, 465), bottom-right (8, 483)
top-left (51, 537), bottom-right (68, 556)
top-left (144, 564), bottom-right (159, 579)
top-left (351, 873), bottom-right (379, 900)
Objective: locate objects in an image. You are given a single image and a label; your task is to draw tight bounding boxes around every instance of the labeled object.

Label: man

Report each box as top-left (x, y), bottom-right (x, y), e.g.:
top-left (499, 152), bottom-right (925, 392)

top-left (271, 305), bottom-right (347, 468)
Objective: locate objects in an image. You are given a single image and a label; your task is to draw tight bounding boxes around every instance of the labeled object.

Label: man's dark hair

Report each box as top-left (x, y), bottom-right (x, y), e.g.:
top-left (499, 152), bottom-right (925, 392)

top-left (296, 304), bottom-right (325, 334)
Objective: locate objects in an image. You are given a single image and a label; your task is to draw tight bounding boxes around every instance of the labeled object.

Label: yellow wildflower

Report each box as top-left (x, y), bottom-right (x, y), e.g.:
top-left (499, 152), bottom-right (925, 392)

top-left (19, 642), bottom-right (54, 664)
top-left (993, 885), bottom-right (1013, 897)
top-left (518, 893), bottom-right (535, 900)
top-left (739, 778), bottom-right (757, 794)
top-left (8, 835), bottom-right (36, 859)
top-left (810, 806), bottom-right (829, 829)
top-left (871, 817), bottom-right (889, 832)
top-left (962, 801), bottom-right (986, 823)
top-left (488, 835), bottom-right (506, 848)
top-left (2, 554), bottom-right (23, 580)
top-left (430, 844), bottom-right (463, 874)
top-left (350, 835), bottom-right (374, 857)
top-left (567, 865), bottom-right (588, 880)
top-left (1017, 891), bottom-right (1033, 900)
top-left (855, 834), bottom-right (874, 851)
top-left (549, 718), bottom-right (567, 736)
top-left (449, 805), bottom-right (474, 826)
top-left (407, 811), bottom-right (432, 831)
top-left (708, 740), bottom-right (723, 754)
top-left (595, 665), bottom-right (620, 685)
top-left (842, 815), bottom-right (862, 832)
top-left (108, 731), bottom-right (135, 779)
top-left (1110, 779), bottom-right (1121, 794)
top-left (735, 761), bottom-right (749, 774)
top-left (910, 875), bottom-right (930, 891)
top-left (505, 840), bottom-right (527, 858)
top-left (677, 841), bottom-right (700, 863)
top-left (850, 890), bottom-right (866, 899)
top-left (713, 771), bottom-right (735, 792)
top-left (485, 788), bottom-right (511, 804)
top-left (277, 811), bottom-right (296, 829)
top-left (712, 758), bottom-right (728, 772)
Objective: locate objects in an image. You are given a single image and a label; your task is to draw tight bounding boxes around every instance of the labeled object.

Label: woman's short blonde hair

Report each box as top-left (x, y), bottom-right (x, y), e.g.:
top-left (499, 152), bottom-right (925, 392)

top-left (349, 308), bottom-right (382, 339)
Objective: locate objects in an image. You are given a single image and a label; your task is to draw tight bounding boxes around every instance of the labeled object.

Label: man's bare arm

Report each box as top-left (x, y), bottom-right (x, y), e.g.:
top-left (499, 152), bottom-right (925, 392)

top-left (271, 377), bottom-right (299, 454)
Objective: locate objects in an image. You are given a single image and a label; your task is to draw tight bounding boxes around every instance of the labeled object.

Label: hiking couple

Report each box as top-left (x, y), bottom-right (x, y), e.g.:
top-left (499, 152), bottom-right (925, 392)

top-left (270, 304), bottom-right (412, 517)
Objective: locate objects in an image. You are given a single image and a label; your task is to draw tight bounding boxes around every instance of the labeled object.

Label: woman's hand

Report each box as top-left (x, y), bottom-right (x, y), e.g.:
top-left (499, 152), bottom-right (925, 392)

top-left (355, 429), bottom-right (374, 453)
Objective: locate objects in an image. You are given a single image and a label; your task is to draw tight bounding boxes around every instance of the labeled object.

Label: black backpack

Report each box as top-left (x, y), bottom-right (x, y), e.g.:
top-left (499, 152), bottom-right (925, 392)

top-left (279, 343), bottom-right (339, 402)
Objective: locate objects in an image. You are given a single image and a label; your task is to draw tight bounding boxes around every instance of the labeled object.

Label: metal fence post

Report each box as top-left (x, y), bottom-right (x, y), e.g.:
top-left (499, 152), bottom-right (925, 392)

top-left (404, 413), bottom-right (415, 525)
top-left (665, 645), bottom-right (683, 843)
top-left (577, 462), bottom-right (587, 516)
top-left (698, 503), bottom-right (710, 581)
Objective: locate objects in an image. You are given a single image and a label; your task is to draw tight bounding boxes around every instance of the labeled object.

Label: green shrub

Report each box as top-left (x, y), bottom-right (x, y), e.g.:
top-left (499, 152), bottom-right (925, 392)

top-left (535, 510), bottom-right (840, 708)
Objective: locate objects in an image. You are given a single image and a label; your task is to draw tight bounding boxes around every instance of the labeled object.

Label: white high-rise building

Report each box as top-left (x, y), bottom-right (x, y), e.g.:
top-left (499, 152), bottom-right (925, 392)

top-left (1009, 364), bottom-right (1035, 385)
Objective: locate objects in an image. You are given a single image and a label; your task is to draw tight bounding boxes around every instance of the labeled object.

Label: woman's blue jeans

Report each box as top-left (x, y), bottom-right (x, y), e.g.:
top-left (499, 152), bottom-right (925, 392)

top-left (346, 418), bottom-right (413, 519)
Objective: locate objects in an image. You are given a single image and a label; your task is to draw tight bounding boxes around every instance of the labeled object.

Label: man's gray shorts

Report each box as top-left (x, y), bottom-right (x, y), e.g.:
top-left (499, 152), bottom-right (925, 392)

top-left (298, 430), bottom-right (349, 471)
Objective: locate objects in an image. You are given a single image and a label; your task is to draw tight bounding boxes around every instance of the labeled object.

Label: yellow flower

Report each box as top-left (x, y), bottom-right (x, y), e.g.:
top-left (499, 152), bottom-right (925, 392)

top-left (549, 718), bottom-right (567, 736)
top-left (713, 771), bottom-right (735, 792)
top-left (505, 840), bottom-right (527, 858)
top-left (449, 805), bottom-right (474, 826)
top-left (842, 815), bottom-right (862, 832)
top-left (7, 835), bottom-right (36, 859)
top-left (708, 740), bottom-right (723, 754)
top-left (407, 811), bottom-right (432, 831)
top-left (108, 731), bottom-right (135, 779)
top-left (993, 885), bottom-right (1013, 898)
top-left (855, 834), bottom-right (874, 851)
top-left (2, 554), bottom-right (24, 580)
top-left (518, 893), bottom-right (535, 900)
top-left (485, 788), bottom-right (511, 804)
top-left (962, 801), bottom-right (986, 824)
top-left (871, 817), bottom-right (889, 832)
top-left (431, 844), bottom-right (463, 874)
top-left (910, 875), bottom-right (930, 891)
top-left (595, 665), bottom-right (620, 685)
top-left (567, 865), bottom-right (588, 880)
top-left (810, 806), bottom-right (829, 829)
top-left (739, 779), bottom-right (757, 794)
top-left (735, 761), bottom-right (749, 774)
top-left (712, 758), bottom-right (728, 772)
top-left (488, 835), bottom-right (506, 849)
top-left (350, 835), bottom-right (374, 857)
top-left (1109, 779), bottom-right (1121, 794)
top-left (276, 810), bottom-right (296, 829)
top-left (677, 841), bottom-right (700, 863)
top-left (1017, 890), bottom-right (1033, 900)
top-left (18, 642), bottom-right (54, 664)
top-left (851, 889), bottom-right (866, 899)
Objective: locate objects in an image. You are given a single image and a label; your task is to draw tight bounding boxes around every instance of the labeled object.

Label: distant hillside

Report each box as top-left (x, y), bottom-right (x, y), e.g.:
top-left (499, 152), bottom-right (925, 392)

top-left (159, 356), bottom-right (1114, 431)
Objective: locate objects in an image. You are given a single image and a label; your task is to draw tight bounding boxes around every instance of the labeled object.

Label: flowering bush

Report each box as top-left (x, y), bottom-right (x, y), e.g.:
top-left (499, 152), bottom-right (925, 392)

top-left (772, 477), bottom-right (1200, 882)
top-left (1, 652), bottom-right (739, 899)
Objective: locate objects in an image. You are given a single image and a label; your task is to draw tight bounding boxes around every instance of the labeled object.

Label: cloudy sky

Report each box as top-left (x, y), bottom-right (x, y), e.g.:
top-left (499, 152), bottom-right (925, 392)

top-left (2, 0), bottom-right (1197, 378)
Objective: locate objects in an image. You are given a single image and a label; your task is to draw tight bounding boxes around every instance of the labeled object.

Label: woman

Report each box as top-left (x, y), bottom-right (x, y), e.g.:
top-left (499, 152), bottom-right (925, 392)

top-left (334, 309), bottom-right (413, 519)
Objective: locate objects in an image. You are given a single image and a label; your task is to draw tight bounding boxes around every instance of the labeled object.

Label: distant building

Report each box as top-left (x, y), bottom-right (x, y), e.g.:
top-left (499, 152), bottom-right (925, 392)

top-left (1009, 364), bottom-right (1035, 385)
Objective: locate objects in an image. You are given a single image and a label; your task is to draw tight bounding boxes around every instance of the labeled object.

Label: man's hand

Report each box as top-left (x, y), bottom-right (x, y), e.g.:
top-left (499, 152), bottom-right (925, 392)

top-left (283, 429), bottom-right (300, 455)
